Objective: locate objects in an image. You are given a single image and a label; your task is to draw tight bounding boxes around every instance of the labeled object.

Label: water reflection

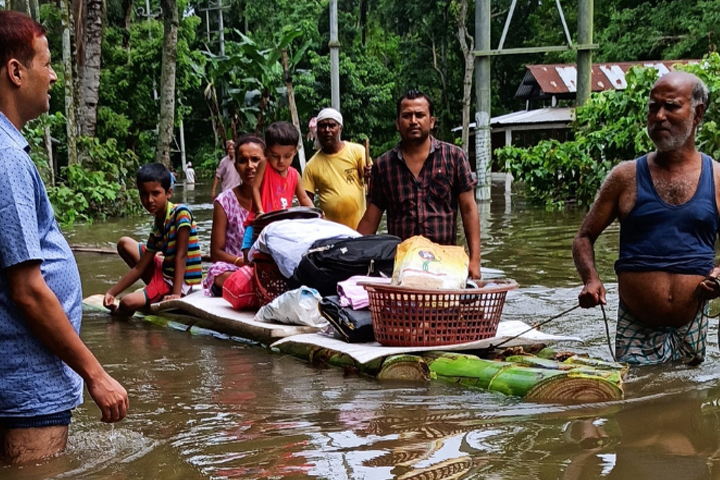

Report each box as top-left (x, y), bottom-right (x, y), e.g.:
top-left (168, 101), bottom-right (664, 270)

top-left (7, 178), bottom-right (720, 479)
top-left (560, 390), bottom-right (720, 480)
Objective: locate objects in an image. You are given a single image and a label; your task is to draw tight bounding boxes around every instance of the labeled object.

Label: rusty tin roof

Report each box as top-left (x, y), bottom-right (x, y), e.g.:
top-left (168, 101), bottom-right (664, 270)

top-left (516, 60), bottom-right (698, 99)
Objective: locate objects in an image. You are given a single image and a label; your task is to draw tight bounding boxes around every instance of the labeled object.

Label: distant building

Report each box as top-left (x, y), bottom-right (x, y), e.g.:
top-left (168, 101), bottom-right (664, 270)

top-left (516, 60), bottom-right (698, 108)
top-left (457, 59), bottom-right (697, 169)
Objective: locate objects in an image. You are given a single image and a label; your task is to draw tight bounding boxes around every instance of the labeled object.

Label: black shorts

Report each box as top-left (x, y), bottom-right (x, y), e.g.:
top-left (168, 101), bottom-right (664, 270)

top-left (0, 410), bottom-right (72, 429)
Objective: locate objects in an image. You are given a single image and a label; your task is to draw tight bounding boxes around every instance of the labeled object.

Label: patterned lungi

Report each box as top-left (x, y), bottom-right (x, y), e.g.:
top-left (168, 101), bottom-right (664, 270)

top-left (615, 302), bottom-right (708, 365)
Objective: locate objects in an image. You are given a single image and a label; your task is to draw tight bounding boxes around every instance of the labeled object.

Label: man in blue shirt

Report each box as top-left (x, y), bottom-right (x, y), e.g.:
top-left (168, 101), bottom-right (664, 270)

top-left (0, 11), bottom-right (128, 464)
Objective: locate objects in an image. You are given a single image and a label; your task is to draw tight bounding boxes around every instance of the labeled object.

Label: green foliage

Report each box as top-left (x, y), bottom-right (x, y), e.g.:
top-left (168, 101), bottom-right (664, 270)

top-left (22, 112), bottom-right (65, 185)
top-left (499, 140), bottom-right (611, 209)
top-left (192, 143), bottom-right (225, 177)
top-left (498, 57), bottom-right (720, 209)
top-left (203, 27), bottom-right (310, 134)
top-left (677, 53), bottom-right (720, 160)
top-left (100, 15), bottom-right (205, 158)
top-left (47, 137), bottom-right (143, 226)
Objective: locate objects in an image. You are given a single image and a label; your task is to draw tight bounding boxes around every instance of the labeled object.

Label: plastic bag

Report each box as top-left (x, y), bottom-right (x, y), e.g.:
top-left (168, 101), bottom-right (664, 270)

top-left (254, 286), bottom-right (328, 327)
top-left (391, 236), bottom-right (469, 290)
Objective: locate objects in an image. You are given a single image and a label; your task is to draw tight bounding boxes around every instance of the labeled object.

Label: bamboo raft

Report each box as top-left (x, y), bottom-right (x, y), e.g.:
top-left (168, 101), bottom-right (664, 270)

top-left (273, 341), bottom-right (626, 402)
top-left (83, 292), bottom-right (626, 401)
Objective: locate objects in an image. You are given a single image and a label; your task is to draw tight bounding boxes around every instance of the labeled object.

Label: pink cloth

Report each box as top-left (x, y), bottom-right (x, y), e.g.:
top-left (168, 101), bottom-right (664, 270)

top-left (337, 276), bottom-right (392, 310)
top-left (216, 155), bottom-right (242, 192)
top-left (246, 166), bottom-right (299, 225)
top-left (202, 189), bottom-right (250, 294)
top-left (222, 265), bottom-right (258, 310)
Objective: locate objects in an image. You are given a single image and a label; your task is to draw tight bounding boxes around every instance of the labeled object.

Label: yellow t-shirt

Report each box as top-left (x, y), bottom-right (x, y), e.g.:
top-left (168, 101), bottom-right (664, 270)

top-left (303, 141), bottom-right (370, 229)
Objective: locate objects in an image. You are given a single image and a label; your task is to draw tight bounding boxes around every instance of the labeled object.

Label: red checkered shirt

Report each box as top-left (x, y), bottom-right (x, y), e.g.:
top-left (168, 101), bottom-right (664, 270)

top-left (367, 137), bottom-right (477, 245)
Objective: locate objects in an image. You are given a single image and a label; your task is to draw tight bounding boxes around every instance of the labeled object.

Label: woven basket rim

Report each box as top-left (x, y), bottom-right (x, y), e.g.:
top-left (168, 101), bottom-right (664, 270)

top-left (362, 279), bottom-right (518, 295)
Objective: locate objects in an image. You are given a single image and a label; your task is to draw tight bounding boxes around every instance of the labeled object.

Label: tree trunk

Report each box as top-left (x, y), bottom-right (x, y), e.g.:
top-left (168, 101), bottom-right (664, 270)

top-left (456, 0), bottom-right (474, 154)
top-left (122, 0), bottom-right (133, 57)
top-left (204, 82), bottom-right (225, 146)
top-left (41, 120), bottom-right (55, 186)
top-left (281, 50), bottom-right (306, 171)
top-left (60, 0), bottom-right (78, 165)
top-left (29, 0), bottom-right (39, 19)
top-left (76, 0), bottom-right (104, 137)
top-left (360, 0), bottom-right (367, 46)
top-left (154, 0), bottom-right (178, 167)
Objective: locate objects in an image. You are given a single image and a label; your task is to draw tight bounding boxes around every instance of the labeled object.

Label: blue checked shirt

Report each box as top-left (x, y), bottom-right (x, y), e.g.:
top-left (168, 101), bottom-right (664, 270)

top-left (0, 112), bottom-right (84, 416)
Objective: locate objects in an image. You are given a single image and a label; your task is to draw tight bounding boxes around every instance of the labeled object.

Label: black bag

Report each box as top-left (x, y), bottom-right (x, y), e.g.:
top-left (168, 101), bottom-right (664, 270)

top-left (289, 235), bottom-right (401, 297)
top-left (319, 296), bottom-right (375, 343)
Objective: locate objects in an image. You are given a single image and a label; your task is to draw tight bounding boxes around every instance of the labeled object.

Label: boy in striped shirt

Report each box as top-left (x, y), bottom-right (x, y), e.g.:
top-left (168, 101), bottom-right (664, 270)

top-left (104, 163), bottom-right (202, 316)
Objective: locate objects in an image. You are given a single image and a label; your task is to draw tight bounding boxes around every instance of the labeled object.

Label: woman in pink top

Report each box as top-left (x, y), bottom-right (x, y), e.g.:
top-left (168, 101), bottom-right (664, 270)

top-left (203, 136), bottom-right (265, 296)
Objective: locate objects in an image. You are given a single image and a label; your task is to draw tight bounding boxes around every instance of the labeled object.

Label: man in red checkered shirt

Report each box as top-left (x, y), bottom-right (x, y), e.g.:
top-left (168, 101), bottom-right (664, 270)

top-left (357, 90), bottom-right (481, 279)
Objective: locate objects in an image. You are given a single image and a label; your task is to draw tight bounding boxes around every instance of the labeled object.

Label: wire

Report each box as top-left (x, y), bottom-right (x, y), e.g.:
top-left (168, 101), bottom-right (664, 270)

top-left (491, 304), bottom-right (581, 350)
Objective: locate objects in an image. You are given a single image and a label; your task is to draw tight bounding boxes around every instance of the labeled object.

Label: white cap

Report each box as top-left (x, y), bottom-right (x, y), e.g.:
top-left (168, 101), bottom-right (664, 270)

top-left (316, 107), bottom-right (343, 126)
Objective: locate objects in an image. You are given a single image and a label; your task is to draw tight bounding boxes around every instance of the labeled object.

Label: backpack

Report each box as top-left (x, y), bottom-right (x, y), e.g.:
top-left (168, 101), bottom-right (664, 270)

top-left (289, 235), bottom-right (402, 296)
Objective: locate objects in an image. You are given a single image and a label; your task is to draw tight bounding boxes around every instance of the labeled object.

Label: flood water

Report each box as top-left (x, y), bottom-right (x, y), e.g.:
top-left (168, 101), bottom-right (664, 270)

top-left (6, 178), bottom-right (720, 480)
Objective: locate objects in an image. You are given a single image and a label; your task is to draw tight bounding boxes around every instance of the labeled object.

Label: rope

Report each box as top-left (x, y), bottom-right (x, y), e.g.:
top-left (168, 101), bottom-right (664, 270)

top-left (600, 304), bottom-right (616, 362)
top-left (491, 304), bottom-right (581, 350)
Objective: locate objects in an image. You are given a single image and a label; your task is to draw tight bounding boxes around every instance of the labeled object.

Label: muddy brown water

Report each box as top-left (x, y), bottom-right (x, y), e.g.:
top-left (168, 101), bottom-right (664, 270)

top-left (5, 179), bottom-right (720, 479)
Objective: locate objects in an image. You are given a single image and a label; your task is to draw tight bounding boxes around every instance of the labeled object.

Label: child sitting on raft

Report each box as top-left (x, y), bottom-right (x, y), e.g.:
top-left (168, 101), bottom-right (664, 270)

top-left (104, 163), bottom-right (202, 316)
top-left (241, 121), bottom-right (314, 252)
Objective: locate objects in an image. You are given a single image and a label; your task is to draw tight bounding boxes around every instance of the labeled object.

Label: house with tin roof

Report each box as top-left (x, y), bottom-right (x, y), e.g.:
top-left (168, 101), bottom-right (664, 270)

top-left (457, 59), bottom-right (696, 170)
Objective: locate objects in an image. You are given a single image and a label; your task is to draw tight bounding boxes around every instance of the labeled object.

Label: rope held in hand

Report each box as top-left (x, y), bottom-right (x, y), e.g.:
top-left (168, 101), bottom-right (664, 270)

top-left (600, 304), bottom-right (616, 362)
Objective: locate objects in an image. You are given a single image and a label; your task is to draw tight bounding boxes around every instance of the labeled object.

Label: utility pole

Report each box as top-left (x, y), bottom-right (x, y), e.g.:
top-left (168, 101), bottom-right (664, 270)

top-left (200, 0), bottom-right (229, 119)
top-left (474, 0), bottom-right (491, 201)
top-left (179, 117), bottom-right (187, 174)
top-left (576, 0), bottom-right (593, 106)
top-left (138, 0), bottom-right (160, 101)
top-left (217, 0), bottom-right (225, 57)
top-left (329, 0), bottom-right (340, 110)
top-left (474, 0), bottom-right (596, 201)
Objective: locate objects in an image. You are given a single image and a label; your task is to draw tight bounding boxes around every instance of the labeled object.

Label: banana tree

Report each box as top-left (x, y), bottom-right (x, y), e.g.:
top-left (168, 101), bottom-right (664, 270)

top-left (203, 26), bottom-right (311, 136)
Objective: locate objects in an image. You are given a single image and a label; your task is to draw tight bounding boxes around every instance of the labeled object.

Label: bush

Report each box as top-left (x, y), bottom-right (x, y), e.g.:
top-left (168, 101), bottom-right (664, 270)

top-left (47, 136), bottom-right (143, 226)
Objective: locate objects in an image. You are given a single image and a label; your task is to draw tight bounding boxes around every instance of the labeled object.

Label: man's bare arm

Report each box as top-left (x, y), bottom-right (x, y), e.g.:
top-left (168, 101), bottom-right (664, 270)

top-left (357, 203), bottom-right (383, 235)
top-left (572, 163), bottom-right (630, 307)
top-left (8, 262), bottom-right (128, 422)
top-left (458, 189), bottom-right (481, 279)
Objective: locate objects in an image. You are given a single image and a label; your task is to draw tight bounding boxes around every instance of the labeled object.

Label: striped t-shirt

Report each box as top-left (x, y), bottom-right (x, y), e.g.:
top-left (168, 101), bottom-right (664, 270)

top-left (145, 202), bottom-right (202, 285)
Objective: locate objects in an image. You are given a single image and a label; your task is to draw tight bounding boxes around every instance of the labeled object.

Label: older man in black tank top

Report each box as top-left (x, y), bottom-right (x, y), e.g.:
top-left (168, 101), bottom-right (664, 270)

top-left (573, 71), bottom-right (720, 365)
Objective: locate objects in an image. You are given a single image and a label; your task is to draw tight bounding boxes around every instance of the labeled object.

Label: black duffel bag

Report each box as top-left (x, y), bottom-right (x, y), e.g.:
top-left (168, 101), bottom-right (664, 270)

top-left (289, 235), bottom-right (401, 297)
top-left (319, 295), bottom-right (375, 343)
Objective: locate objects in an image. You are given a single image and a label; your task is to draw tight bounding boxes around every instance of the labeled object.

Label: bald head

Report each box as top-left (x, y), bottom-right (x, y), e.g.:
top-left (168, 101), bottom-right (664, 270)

top-left (653, 71), bottom-right (709, 110)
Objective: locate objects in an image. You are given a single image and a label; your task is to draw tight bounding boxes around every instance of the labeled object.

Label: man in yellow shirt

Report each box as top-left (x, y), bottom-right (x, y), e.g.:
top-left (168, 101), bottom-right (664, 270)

top-left (303, 108), bottom-right (370, 229)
